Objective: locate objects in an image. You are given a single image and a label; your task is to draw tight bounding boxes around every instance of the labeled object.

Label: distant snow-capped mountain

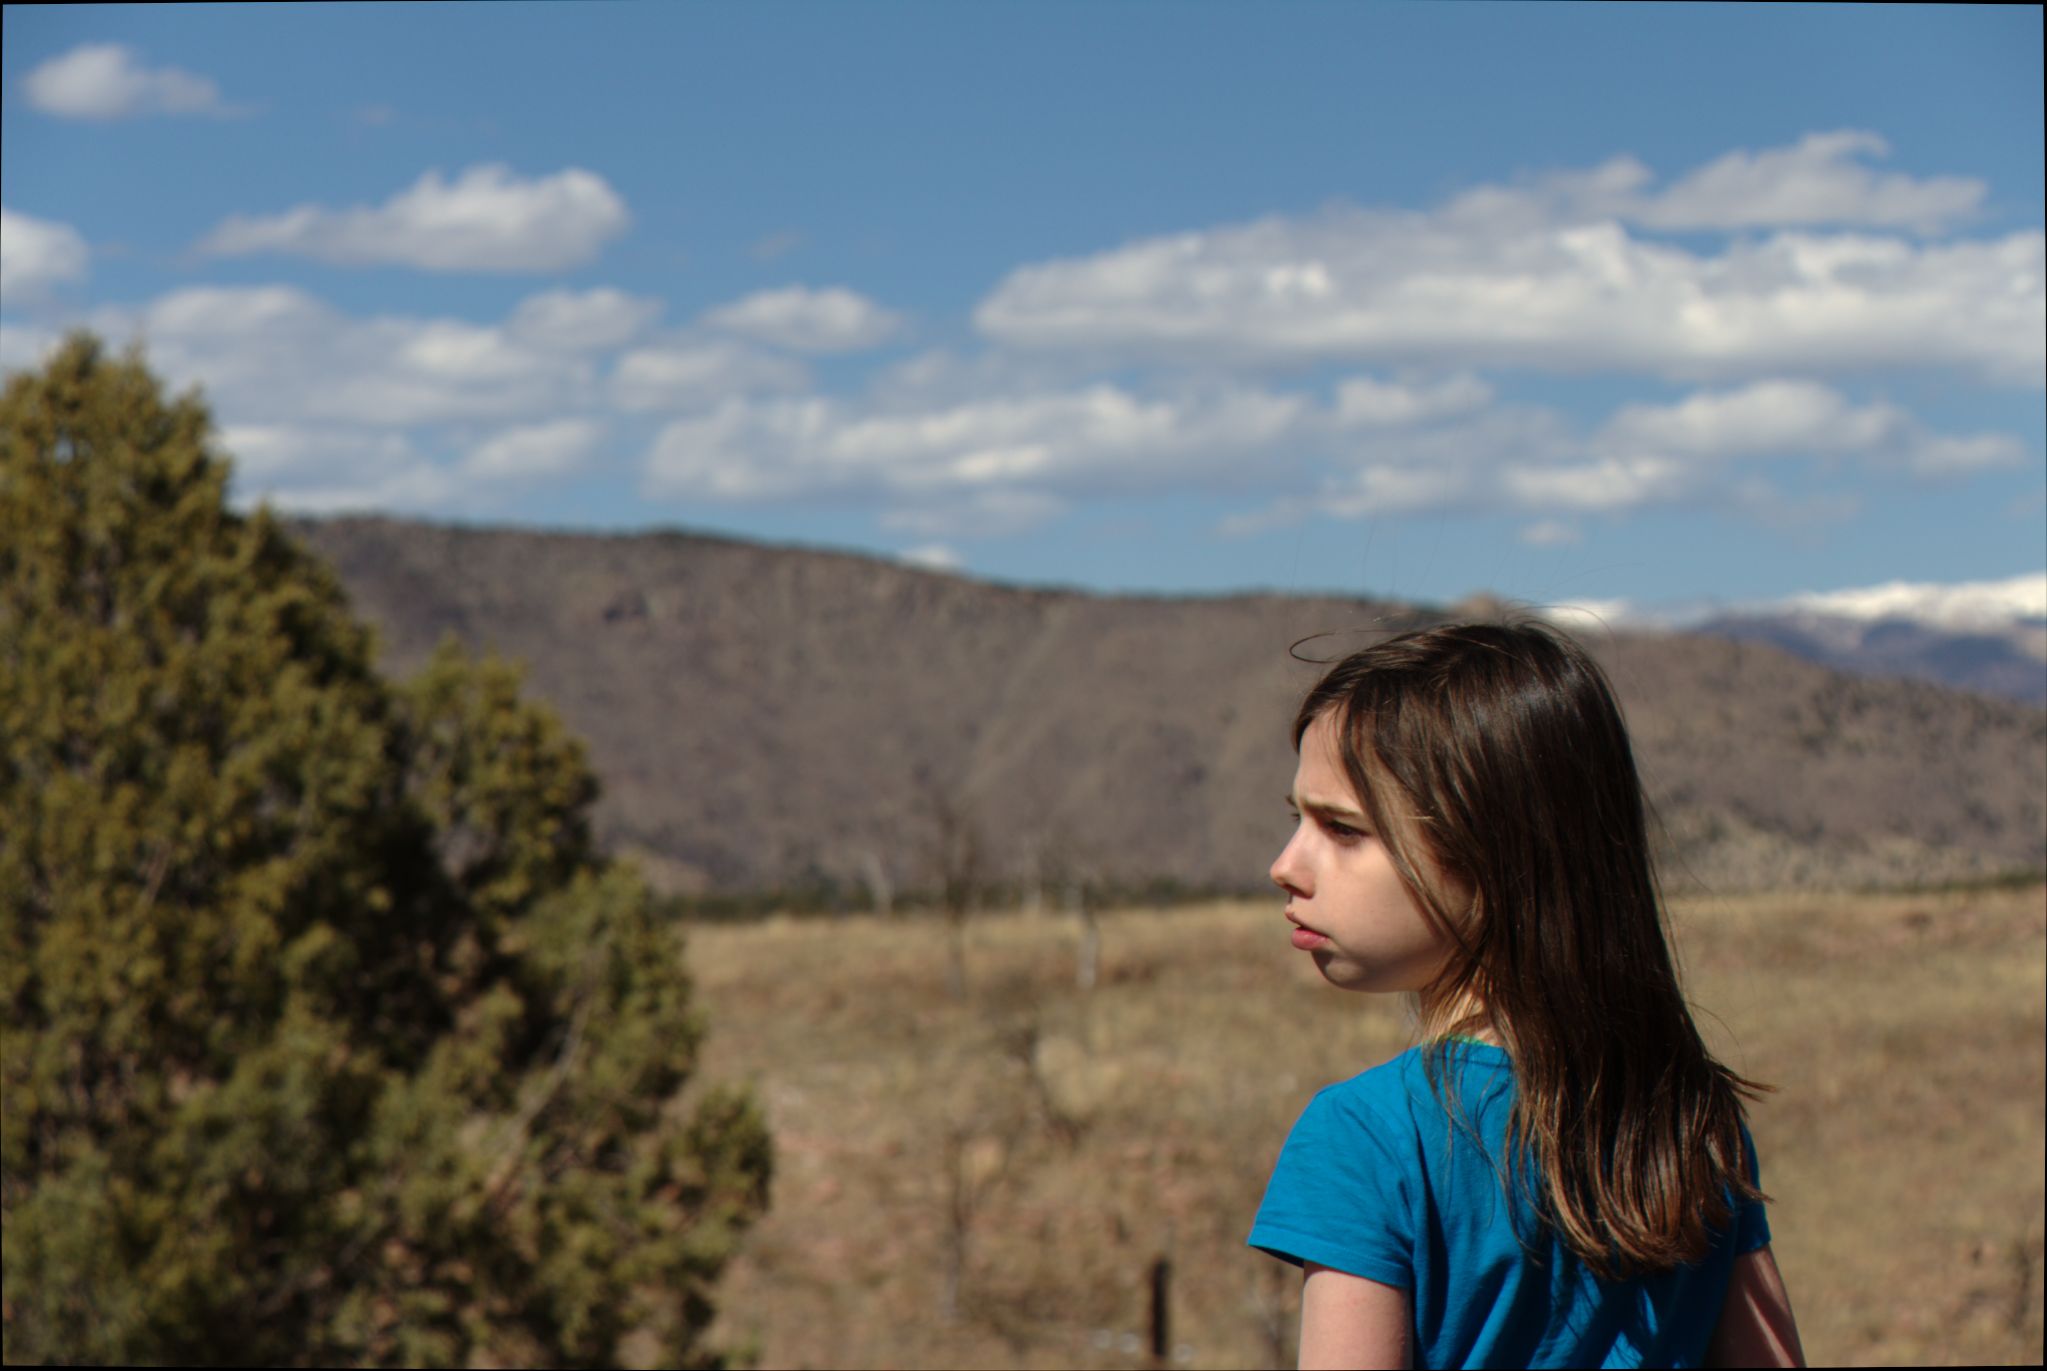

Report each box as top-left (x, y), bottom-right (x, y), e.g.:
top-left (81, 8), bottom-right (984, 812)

top-left (1543, 574), bottom-right (2046, 703)
top-left (1694, 574), bottom-right (2046, 704)
top-left (1778, 573), bottom-right (2047, 633)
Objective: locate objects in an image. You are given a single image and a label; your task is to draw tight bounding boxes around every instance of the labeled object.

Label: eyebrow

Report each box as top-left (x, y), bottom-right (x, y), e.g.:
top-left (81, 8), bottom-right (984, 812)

top-left (1285, 792), bottom-right (1369, 822)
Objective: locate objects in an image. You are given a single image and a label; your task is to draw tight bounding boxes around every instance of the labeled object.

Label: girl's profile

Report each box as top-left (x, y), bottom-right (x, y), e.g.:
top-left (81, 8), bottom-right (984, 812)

top-left (1248, 620), bottom-right (1806, 1369)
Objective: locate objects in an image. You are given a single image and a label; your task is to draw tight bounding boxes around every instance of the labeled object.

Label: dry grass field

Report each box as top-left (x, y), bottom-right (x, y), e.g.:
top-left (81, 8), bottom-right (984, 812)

top-left (677, 883), bottom-right (2046, 1369)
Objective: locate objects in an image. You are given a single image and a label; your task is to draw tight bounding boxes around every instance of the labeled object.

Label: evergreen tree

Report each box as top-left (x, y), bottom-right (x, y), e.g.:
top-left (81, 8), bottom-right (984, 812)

top-left (1, 335), bottom-right (771, 1367)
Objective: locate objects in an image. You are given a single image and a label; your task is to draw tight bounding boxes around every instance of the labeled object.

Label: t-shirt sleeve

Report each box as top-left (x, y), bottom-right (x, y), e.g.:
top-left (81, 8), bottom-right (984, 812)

top-left (1247, 1084), bottom-right (1414, 1290)
top-left (1733, 1120), bottom-right (1772, 1255)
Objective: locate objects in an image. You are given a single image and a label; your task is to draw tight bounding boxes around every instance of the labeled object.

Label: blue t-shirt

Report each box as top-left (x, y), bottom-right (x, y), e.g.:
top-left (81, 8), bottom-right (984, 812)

top-left (1248, 1042), bottom-right (1770, 1369)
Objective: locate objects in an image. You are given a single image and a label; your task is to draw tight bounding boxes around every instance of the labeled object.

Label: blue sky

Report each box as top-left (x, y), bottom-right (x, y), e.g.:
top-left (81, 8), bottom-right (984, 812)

top-left (3, 2), bottom-right (2042, 616)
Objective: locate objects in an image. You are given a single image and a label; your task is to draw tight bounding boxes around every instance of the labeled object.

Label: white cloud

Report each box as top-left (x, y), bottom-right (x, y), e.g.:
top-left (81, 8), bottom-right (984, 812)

top-left (1539, 599), bottom-right (1635, 633)
top-left (1333, 373), bottom-right (1492, 427)
top-left (625, 338), bottom-right (2032, 536)
top-left (818, 385), bottom-right (1301, 486)
top-left (15, 267), bottom-right (2028, 544)
top-left (22, 43), bottom-right (240, 120)
top-left (1453, 132), bottom-right (1986, 235)
top-left (640, 380), bottom-right (1314, 523)
top-left (866, 345), bottom-right (1107, 410)
top-left (216, 410), bottom-right (604, 515)
top-left (217, 414), bottom-right (602, 515)
top-left (508, 288), bottom-right (661, 352)
top-left (1300, 405), bottom-right (1573, 519)
top-left (11, 122), bottom-right (2028, 556)
top-left (5, 281), bottom-right (893, 525)
top-left (1500, 454), bottom-right (1692, 514)
top-left (462, 418), bottom-right (606, 481)
top-left (634, 368), bottom-right (1507, 534)
top-left (0, 321), bottom-right (60, 374)
top-left (397, 322), bottom-right (548, 383)
top-left (219, 423), bottom-right (390, 480)
top-left (702, 285), bottom-right (904, 353)
top-left (610, 341), bottom-right (809, 410)
top-left (197, 165), bottom-right (630, 272)
top-left (1902, 432), bottom-right (2029, 476)
top-left (97, 285), bottom-right (599, 426)
top-left (144, 283), bottom-right (333, 336)
top-left (1598, 380), bottom-right (1899, 458)
top-left (1231, 374), bottom-right (2027, 528)
top-left (0, 207), bottom-right (89, 299)
top-left (1629, 131), bottom-right (1984, 233)
top-left (1779, 572), bottom-right (2047, 629)
top-left (974, 135), bottom-right (2043, 386)
top-left (1595, 380), bottom-right (2024, 476)
top-left (217, 423), bottom-right (454, 515)
top-left (900, 543), bottom-right (963, 571)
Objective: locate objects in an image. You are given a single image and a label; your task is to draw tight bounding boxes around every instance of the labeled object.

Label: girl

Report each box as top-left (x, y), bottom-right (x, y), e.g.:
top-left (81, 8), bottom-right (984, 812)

top-left (1248, 621), bottom-right (1804, 1369)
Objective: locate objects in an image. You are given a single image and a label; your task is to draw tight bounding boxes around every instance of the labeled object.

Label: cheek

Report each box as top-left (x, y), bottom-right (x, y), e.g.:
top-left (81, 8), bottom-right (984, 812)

top-left (1388, 843), bottom-right (1469, 930)
top-left (1368, 864), bottom-right (1451, 957)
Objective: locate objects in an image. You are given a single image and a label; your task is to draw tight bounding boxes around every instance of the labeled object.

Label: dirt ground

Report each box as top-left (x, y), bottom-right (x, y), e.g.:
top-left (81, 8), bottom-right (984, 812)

top-left (679, 883), bottom-right (2046, 1369)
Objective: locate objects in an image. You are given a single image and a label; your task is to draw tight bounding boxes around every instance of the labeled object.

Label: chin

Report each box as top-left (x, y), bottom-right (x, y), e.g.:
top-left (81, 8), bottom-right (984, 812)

top-left (1311, 954), bottom-right (1373, 993)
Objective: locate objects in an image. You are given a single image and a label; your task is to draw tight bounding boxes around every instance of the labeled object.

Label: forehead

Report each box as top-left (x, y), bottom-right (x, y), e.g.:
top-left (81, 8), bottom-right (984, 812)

top-left (1294, 712), bottom-right (1365, 802)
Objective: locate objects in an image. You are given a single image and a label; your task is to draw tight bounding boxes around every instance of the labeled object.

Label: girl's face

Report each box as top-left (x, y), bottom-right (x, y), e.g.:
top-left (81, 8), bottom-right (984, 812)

top-left (1271, 711), bottom-right (1461, 996)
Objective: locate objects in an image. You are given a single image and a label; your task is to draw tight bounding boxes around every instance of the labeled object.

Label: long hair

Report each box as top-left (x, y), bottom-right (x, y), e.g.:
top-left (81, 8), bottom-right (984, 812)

top-left (1292, 619), bottom-right (1768, 1280)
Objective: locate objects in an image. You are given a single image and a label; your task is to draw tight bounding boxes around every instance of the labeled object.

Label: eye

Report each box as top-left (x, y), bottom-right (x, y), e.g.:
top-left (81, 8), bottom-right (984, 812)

top-left (1323, 818), bottom-right (1365, 840)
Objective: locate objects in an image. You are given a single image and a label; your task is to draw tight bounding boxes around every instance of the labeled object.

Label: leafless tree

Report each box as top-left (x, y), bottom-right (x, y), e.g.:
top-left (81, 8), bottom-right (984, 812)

top-left (915, 770), bottom-right (983, 999)
top-left (1036, 824), bottom-right (1101, 992)
top-left (856, 845), bottom-right (894, 918)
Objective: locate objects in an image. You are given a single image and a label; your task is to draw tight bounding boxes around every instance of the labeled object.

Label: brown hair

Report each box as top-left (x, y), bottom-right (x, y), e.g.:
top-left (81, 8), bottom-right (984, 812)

top-left (1292, 618), bottom-right (1767, 1280)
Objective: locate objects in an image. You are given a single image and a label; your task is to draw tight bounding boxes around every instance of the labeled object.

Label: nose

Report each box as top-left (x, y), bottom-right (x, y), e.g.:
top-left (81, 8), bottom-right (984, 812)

top-left (1270, 827), bottom-right (1308, 898)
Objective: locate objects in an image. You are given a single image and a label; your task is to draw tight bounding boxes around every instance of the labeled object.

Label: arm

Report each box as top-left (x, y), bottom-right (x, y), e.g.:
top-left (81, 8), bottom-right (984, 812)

top-left (1299, 1262), bottom-right (1411, 1370)
top-left (1704, 1245), bottom-right (1806, 1368)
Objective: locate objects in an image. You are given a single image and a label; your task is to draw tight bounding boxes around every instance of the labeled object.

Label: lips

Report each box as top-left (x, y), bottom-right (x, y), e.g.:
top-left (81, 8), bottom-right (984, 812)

top-left (1286, 911), bottom-right (1330, 951)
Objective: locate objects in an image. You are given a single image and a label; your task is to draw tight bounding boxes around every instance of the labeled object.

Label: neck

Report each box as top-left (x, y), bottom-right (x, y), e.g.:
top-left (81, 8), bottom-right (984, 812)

top-left (1414, 985), bottom-right (1495, 1045)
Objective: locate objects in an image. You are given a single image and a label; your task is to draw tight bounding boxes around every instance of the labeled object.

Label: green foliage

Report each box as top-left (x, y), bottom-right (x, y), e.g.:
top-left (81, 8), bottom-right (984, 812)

top-left (1, 335), bottom-right (771, 1367)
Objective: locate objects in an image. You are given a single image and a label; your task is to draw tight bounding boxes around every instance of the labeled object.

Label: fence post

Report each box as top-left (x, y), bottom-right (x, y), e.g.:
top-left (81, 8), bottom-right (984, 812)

top-left (1149, 1254), bottom-right (1171, 1366)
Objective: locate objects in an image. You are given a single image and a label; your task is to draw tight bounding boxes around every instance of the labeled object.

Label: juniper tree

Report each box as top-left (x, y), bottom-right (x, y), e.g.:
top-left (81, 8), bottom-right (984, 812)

top-left (1, 335), bottom-right (771, 1367)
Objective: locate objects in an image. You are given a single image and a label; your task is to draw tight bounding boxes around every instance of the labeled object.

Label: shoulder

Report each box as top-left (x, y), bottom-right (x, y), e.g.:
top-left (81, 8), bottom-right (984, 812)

top-left (1738, 1118), bottom-right (1764, 1178)
top-left (1279, 1047), bottom-right (1452, 1177)
top-left (1301, 1049), bottom-right (1431, 1134)
top-left (1275, 1042), bottom-right (1514, 1184)
top-left (1730, 1117), bottom-right (1774, 1255)
top-left (1327, 1040), bottom-right (1511, 1119)
top-left (1252, 1054), bottom-right (1431, 1286)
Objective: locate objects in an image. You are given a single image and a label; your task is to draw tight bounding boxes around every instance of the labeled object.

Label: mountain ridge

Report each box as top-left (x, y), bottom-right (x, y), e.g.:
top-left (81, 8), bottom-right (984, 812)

top-left (291, 515), bottom-right (2047, 900)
